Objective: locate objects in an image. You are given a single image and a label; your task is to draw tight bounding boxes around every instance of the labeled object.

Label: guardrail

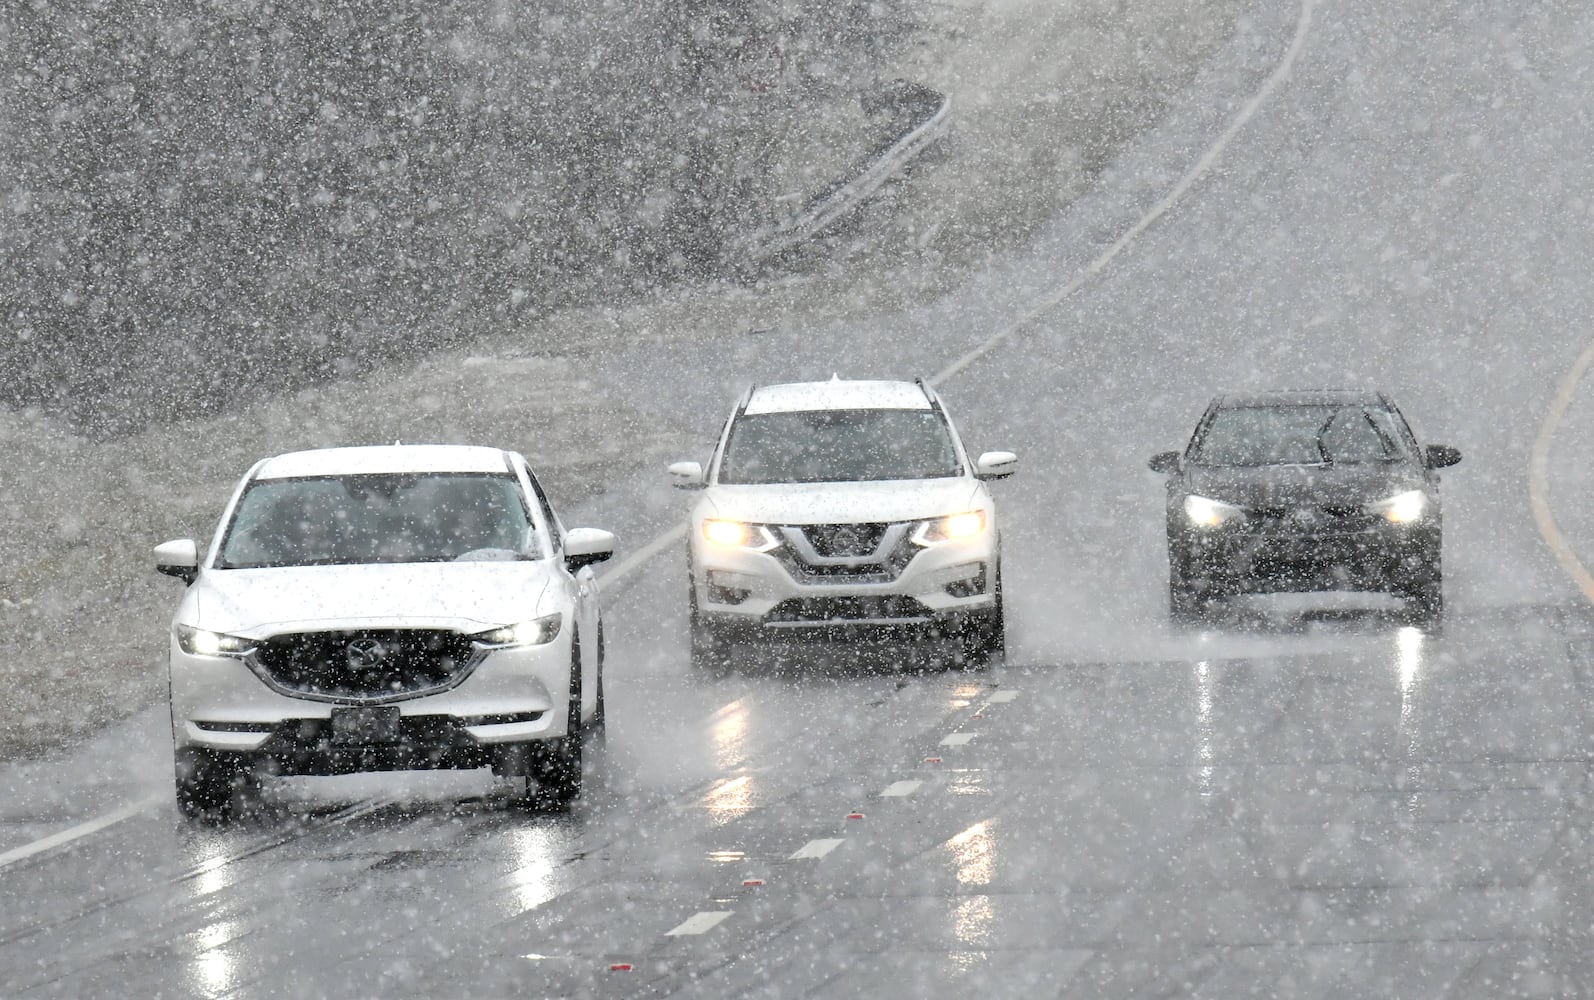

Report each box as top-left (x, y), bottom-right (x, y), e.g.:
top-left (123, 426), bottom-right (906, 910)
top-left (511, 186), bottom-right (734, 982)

top-left (734, 81), bottom-right (950, 267)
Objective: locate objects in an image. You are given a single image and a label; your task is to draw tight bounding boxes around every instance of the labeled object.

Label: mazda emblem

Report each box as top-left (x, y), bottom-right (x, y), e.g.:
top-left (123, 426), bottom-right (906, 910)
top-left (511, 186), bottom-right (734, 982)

top-left (346, 637), bottom-right (389, 671)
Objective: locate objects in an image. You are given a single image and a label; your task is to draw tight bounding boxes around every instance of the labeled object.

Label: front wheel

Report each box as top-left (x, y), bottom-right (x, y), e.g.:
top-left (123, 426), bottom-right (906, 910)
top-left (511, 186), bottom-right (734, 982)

top-left (174, 748), bottom-right (255, 820)
top-left (689, 612), bottom-right (734, 675)
top-left (1169, 551), bottom-right (1206, 625)
top-left (1399, 549), bottom-right (1443, 626)
top-left (518, 641), bottom-right (587, 811)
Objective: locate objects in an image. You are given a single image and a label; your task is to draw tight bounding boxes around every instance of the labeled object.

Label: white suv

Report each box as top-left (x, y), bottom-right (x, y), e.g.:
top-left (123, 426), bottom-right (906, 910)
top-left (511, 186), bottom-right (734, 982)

top-left (154, 445), bottom-right (614, 817)
top-left (670, 378), bottom-right (1016, 669)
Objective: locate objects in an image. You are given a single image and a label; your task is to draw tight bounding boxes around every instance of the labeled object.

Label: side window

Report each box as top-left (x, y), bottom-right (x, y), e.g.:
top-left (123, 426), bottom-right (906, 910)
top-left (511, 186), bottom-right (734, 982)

top-left (517, 460), bottom-right (564, 547)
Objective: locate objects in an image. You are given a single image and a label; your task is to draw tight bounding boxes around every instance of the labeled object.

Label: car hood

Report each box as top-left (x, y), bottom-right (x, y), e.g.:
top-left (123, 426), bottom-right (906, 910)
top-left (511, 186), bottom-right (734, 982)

top-left (1186, 463), bottom-right (1425, 509)
top-left (185, 561), bottom-right (555, 637)
top-left (702, 478), bottom-right (985, 525)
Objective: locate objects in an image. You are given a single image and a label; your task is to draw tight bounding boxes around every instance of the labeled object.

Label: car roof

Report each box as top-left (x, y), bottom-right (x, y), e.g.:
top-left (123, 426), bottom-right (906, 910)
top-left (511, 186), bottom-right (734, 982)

top-left (743, 379), bottom-right (932, 415)
top-left (252, 445), bottom-right (514, 480)
top-left (1215, 389), bottom-right (1389, 409)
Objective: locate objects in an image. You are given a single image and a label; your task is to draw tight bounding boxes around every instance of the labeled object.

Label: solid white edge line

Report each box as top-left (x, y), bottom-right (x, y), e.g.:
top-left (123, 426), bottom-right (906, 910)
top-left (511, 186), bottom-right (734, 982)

top-left (0, 793), bottom-right (162, 871)
top-left (665, 910), bottom-right (734, 936)
top-left (598, 521), bottom-right (687, 586)
top-left (1529, 337), bottom-right (1594, 603)
top-left (598, 0), bottom-right (1319, 588)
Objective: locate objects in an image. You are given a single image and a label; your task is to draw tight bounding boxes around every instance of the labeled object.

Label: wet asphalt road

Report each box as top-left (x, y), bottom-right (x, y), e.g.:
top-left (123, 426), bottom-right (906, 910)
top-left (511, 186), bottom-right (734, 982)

top-left (10, 0), bottom-right (1594, 995)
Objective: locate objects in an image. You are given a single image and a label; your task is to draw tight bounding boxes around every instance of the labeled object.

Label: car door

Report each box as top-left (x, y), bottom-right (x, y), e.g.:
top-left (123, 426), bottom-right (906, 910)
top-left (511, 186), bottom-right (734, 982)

top-left (515, 457), bottom-right (600, 721)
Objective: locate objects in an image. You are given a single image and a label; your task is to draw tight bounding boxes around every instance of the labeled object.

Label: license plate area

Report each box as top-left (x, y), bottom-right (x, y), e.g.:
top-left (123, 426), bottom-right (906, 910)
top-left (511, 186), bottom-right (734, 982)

top-left (330, 706), bottom-right (401, 746)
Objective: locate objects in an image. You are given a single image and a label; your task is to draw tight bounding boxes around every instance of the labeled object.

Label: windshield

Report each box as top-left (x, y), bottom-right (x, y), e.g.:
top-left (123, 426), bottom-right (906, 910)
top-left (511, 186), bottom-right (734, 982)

top-left (216, 473), bottom-right (535, 568)
top-left (1193, 405), bottom-right (1408, 466)
top-left (718, 408), bottom-right (962, 484)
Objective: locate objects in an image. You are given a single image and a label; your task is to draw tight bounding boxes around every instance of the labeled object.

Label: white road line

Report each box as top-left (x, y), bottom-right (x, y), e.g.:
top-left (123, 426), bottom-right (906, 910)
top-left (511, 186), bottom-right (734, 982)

top-left (788, 838), bottom-right (845, 860)
top-left (985, 690), bottom-right (1019, 704)
top-left (0, 794), bottom-right (161, 871)
top-left (940, 733), bottom-right (975, 746)
top-left (665, 910), bottom-right (733, 936)
top-left (1530, 336), bottom-right (1594, 604)
top-left (594, 0), bottom-right (1319, 590)
top-left (880, 780), bottom-right (923, 798)
top-left (597, 521), bottom-right (687, 585)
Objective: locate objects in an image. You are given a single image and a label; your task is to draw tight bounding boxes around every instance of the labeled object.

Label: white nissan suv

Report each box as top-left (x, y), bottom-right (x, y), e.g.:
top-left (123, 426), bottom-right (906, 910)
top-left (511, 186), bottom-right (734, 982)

top-left (670, 378), bottom-right (1016, 669)
top-left (154, 445), bottom-right (615, 818)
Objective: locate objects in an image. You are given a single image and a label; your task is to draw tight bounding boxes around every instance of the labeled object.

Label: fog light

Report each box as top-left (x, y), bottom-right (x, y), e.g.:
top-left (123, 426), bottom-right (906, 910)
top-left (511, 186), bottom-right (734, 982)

top-left (943, 565), bottom-right (987, 599)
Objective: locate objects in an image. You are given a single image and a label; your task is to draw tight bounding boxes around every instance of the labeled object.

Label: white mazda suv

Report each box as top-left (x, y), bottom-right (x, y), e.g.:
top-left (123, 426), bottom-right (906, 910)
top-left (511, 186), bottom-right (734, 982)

top-left (154, 445), bottom-right (614, 817)
top-left (669, 378), bottom-right (1016, 670)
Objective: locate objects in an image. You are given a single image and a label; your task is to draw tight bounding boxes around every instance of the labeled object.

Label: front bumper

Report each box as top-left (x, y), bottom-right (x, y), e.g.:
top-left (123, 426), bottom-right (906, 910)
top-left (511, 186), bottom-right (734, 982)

top-left (1175, 523), bottom-right (1439, 593)
top-left (169, 632), bottom-right (573, 761)
top-left (693, 530), bottom-right (998, 636)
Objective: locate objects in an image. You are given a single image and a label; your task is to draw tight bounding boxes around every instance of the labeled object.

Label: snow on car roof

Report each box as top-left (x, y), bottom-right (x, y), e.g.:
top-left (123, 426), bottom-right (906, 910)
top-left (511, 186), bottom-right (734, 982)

top-left (744, 379), bottom-right (931, 415)
top-left (1218, 389), bottom-right (1387, 408)
top-left (252, 445), bottom-right (513, 480)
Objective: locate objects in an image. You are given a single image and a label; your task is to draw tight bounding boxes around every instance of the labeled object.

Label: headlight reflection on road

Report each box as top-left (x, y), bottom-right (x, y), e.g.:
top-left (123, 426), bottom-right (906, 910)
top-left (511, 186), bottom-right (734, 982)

top-left (1394, 625), bottom-right (1427, 805)
top-left (711, 700), bottom-right (750, 771)
top-left (506, 826), bottom-right (564, 915)
top-left (185, 920), bottom-right (239, 998)
top-left (1195, 661), bottom-right (1215, 797)
top-left (703, 775), bottom-right (754, 826)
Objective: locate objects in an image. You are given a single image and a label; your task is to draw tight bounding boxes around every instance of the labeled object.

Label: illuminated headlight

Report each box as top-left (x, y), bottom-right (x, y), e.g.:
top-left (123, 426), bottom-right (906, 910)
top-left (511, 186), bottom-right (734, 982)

top-left (912, 510), bottom-right (987, 546)
top-left (176, 625), bottom-right (254, 657)
top-left (701, 519), bottom-right (780, 552)
top-left (471, 613), bottom-right (563, 648)
top-left (1369, 489), bottom-right (1427, 524)
top-left (1183, 495), bottom-right (1244, 528)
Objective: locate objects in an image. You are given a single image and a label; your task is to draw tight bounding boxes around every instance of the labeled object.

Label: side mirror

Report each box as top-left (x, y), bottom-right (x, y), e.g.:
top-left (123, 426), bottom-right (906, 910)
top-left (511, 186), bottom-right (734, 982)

top-left (1149, 451), bottom-right (1182, 474)
top-left (669, 460), bottom-right (706, 490)
top-left (154, 538), bottom-right (200, 585)
top-left (974, 451), bottom-right (1018, 481)
top-left (1425, 444), bottom-right (1462, 469)
top-left (564, 528), bottom-right (617, 572)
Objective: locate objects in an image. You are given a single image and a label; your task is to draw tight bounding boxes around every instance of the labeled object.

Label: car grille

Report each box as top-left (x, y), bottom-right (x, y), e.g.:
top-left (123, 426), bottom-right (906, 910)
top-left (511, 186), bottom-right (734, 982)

top-left (774, 522), bottom-right (917, 584)
top-left (248, 629), bottom-right (481, 703)
top-left (1249, 505), bottom-right (1382, 534)
top-left (802, 522), bottom-right (889, 558)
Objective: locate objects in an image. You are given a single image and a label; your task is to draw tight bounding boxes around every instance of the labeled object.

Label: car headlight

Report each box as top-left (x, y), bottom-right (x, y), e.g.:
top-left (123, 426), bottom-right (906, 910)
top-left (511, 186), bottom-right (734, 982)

top-left (701, 519), bottom-right (780, 553)
top-left (1184, 495), bottom-right (1245, 528)
top-left (176, 625), bottom-right (254, 657)
top-left (1369, 489), bottom-right (1427, 524)
top-left (471, 613), bottom-right (563, 648)
top-left (912, 510), bottom-right (987, 546)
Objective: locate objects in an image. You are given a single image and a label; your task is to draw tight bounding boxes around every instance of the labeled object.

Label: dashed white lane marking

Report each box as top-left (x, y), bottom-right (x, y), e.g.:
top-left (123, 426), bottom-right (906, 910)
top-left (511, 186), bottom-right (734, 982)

top-left (595, 0), bottom-right (1320, 591)
top-left (0, 794), bottom-right (161, 871)
top-left (940, 733), bottom-right (976, 746)
top-left (789, 838), bottom-right (845, 860)
top-left (665, 911), bottom-right (733, 936)
top-left (986, 690), bottom-right (1019, 704)
top-left (880, 780), bottom-right (923, 798)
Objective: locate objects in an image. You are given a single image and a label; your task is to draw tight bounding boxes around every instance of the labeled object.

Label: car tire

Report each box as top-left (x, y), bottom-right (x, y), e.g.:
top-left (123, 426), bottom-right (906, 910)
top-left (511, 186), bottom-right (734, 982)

top-left (174, 747), bottom-right (254, 820)
top-left (531, 640), bottom-right (587, 811)
top-left (956, 568), bottom-right (1005, 670)
top-left (1168, 546), bottom-right (1205, 624)
top-left (690, 613), bottom-right (734, 674)
top-left (1400, 548), bottom-right (1443, 625)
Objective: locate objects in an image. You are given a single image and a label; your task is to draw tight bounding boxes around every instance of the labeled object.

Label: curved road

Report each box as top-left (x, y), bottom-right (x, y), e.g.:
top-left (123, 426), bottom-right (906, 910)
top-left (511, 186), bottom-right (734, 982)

top-left (8, 0), bottom-right (1594, 995)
